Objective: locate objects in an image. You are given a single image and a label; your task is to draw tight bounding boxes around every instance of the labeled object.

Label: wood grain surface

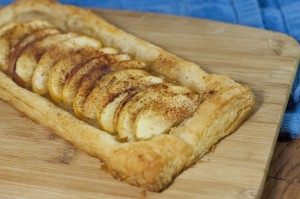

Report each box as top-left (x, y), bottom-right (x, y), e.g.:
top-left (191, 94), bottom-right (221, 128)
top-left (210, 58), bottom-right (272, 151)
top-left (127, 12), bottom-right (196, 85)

top-left (0, 8), bottom-right (299, 199)
top-left (262, 139), bottom-right (300, 199)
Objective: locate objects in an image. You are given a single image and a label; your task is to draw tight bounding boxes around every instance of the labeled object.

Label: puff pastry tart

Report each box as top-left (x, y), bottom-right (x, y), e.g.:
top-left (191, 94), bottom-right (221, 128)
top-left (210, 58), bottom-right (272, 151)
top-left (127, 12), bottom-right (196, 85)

top-left (0, 0), bottom-right (255, 192)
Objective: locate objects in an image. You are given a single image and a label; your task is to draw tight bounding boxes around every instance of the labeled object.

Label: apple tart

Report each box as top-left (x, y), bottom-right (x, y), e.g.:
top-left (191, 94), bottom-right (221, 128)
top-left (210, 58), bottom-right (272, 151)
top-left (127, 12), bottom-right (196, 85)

top-left (0, 0), bottom-right (255, 192)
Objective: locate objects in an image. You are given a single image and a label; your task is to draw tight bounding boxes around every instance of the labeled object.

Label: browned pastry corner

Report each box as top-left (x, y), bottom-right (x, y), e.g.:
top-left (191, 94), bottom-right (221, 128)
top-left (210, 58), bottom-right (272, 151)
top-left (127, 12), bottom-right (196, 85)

top-left (0, 0), bottom-right (255, 192)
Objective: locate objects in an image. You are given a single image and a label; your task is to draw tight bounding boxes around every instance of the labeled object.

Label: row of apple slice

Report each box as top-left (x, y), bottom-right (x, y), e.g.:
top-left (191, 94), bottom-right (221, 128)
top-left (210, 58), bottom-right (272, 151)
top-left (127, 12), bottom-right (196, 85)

top-left (0, 19), bottom-right (200, 141)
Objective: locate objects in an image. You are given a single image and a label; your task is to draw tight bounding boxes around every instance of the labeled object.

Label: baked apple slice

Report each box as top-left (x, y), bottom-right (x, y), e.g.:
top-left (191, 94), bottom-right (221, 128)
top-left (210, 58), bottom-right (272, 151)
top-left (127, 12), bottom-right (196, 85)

top-left (133, 90), bottom-right (200, 140)
top-left (96, 75), bottom-right (164, 133)
top-left (115, 85), bottom-right (166, 141)
top-left (0, 20), bottom-right (54, 72)
top-left (62, 53), bottom-right (131, 107)
top-left (0, 22), bottom-right (18, 36)
top-left (116, 84), bottom-right (195, 140)
top-left (47, 48), bottom-right (120, 104)
top-left (8, 27), bottom-right (62, 77)
top-left (32, 35), bottom-right (103, 94)
top-left (82, 69), bottom-right (149, 121)
top-left (73, 60), bottom-right (148, 118)
top-left (1, 20), bottom-right (54, 47)
top-left (13, 32), bottom-right (78, 88)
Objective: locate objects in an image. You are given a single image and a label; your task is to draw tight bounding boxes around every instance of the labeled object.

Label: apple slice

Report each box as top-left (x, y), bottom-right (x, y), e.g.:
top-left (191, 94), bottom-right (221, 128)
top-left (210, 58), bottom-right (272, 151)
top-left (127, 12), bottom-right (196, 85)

top-left (133, 90), bottom-right (199, 140)
top-left (73, 60), bottom-right (148, 118)
top-left (0, 22), bottom-right (16, 71)
top-left (0, 20), bottom-right (56, 72)
top-left (96, 75), bottom-right (164, 134)
top-left (0, 38), bottom-right (9, 72)
top-left (11, 28), bottom-right (61, 52)
top-left (32, 35), bottom-right (103, 95)
top-left (1, 20), bottom-right (55, 72)
top-left (62, 53), bottom-right (131, 107)
top-left (98, 93), bottom-right (129, 134)
top-left (82, 69), bottom-right (149, 121)
top-left (115, 84), bottom-right (169, 140)
top-left (13, 32), bottom-right (78, 88)
top-left (0, 22), bottom-right (18, 36)
top-left (47, 48), bottom-right (119, 104)
top-left (116, 84), bottom-right (194, 140)
top-left (8, 27), bottom-right (62, 76)
top-left (1, 20), bottom-right (54, 47)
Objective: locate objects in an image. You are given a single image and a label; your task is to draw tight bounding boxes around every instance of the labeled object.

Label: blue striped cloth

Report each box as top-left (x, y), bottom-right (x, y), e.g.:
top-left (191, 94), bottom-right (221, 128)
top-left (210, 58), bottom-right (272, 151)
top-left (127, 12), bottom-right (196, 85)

top-left (1, 0), bottom-right (300, 140)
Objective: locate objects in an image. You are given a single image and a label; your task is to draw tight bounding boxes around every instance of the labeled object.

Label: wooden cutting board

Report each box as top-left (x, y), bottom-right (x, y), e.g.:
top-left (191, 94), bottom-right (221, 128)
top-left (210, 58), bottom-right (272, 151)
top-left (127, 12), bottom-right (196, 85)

top-left (0, 9), bottom-right (299, 199)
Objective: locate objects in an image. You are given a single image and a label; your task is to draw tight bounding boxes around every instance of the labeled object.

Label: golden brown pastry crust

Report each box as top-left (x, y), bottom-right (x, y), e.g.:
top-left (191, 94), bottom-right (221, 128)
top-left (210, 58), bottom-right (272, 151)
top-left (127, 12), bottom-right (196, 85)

top-left (0, 0), bottom-right (255, 191)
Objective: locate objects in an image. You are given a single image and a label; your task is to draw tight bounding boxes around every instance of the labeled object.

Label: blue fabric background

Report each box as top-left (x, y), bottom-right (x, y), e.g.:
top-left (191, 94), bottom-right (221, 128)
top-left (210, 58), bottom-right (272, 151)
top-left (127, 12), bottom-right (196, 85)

top-left (1, 0), bottom-right (300, 140)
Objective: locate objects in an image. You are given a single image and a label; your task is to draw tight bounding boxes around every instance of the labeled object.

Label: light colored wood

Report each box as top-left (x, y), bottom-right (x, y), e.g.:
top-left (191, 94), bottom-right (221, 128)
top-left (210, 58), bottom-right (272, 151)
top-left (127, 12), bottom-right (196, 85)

top-left (0, 9), bottom-right (299, 199)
